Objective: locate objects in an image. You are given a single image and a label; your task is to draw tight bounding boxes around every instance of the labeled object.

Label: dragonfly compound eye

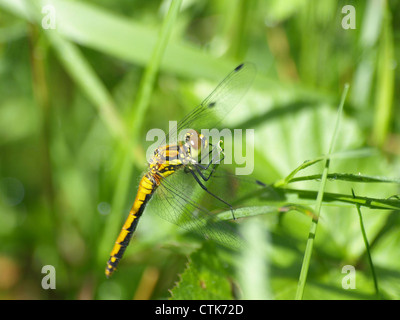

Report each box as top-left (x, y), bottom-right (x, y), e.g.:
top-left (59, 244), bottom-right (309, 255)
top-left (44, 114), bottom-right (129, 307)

top-left (185, 129), bottom-right (202, 151)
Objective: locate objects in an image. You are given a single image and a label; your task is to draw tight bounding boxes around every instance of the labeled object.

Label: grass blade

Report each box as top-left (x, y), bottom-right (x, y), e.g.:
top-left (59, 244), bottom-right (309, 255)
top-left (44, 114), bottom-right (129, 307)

top-left (295, 84), bottom-right (349, 299)
top-left (372, 4), bottom-right (394, 146)
top-left (282, 188), bottom-right (400, 211)
top-left (354, 193), bottom-right (380, 298)
top-left (289, 173), bottom-right (400, 184)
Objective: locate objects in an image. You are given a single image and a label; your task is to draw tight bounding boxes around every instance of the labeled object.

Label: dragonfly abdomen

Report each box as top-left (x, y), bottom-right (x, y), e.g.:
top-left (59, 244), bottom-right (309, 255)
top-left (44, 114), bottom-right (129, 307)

top-left (105, 173), bottom-right (158, 277)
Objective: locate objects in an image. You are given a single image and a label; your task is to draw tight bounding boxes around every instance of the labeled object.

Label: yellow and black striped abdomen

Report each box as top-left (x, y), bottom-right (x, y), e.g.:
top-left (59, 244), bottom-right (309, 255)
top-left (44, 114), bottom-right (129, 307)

top-left (105, 173), bottom-right (158, 278)
top-left (105, 144), bottom-right (185, 277)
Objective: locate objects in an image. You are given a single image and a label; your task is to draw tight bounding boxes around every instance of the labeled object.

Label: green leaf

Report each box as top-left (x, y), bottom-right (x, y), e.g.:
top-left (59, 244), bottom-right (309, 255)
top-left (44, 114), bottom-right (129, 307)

top-left (170, 242), bottom-right (233, 300)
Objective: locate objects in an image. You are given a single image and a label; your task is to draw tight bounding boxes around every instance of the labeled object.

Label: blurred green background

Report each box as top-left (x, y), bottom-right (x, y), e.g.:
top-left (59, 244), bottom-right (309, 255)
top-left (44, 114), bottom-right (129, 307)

top-left (0, 0), bottom-right (399, 300)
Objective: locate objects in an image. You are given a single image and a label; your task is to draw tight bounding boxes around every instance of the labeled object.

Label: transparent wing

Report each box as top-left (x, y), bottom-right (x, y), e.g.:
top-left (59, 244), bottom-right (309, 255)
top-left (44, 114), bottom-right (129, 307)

top-left (161, 62), bottom-right (256, 146)
top-left (144, 63), bottom-right (257, 248)
top-left (147, 167), bottom-right (244, 250)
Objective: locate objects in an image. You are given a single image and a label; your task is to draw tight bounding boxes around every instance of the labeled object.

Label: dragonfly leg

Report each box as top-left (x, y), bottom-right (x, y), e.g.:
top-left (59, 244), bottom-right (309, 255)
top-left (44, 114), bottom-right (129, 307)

top-left (199, 143), bottom-right (222, 167)
top-left (183, 148), bottom-right (221, 182)
top-left (194, 161), bottom-right (219, 182)
top-left (195, 143), bottom-right (225, 181)
top-left (189, 169), bottom-right (236, 220)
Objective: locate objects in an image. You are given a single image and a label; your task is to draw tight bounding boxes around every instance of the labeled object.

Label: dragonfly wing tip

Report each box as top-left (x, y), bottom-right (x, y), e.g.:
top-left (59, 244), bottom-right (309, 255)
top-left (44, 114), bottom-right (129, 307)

top-left (235, 63), bottom-right (244, 71)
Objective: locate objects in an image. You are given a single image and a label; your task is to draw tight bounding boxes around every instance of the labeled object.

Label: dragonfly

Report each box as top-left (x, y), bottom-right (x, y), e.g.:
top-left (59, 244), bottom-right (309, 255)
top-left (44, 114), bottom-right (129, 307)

top-left (106, 63), bottom-right (256, 278)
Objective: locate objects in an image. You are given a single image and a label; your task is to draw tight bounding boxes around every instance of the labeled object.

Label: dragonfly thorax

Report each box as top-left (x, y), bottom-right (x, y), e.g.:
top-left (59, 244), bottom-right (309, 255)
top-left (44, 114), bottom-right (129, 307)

top-left (149, 130), bottom-right (209, 170)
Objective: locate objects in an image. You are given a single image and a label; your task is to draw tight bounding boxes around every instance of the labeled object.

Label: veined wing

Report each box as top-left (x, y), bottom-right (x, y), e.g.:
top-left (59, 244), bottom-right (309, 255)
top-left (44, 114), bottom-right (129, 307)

top-left (162, 62), bottom-right (256, 146)
top-left (148, 167), bottom-right (244, 250)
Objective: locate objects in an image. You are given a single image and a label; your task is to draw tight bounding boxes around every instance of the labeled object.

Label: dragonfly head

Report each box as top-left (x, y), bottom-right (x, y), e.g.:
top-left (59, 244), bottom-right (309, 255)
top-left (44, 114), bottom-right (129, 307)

top-left (184, 129), bottom-right (208, 159)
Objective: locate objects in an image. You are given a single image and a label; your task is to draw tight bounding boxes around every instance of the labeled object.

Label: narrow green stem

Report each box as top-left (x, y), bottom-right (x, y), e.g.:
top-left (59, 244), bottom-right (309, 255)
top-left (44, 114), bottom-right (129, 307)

top-left (295, 84), bottom-right (349, 299)
top-left (356, 204), bottom-right (380, 297)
